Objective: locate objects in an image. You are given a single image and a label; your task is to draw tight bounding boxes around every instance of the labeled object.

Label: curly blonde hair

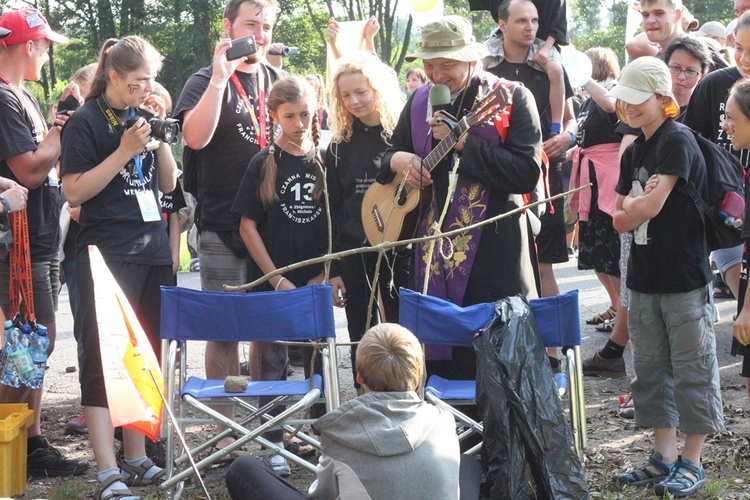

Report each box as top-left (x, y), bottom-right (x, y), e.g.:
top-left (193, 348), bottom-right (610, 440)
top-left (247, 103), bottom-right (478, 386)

top-left (330, 52), bottom-right (405, 143)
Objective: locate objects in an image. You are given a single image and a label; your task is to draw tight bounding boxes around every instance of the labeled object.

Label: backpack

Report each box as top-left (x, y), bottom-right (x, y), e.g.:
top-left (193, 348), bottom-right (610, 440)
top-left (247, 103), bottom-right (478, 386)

top-left (656, 121), bottom-right (745, 251)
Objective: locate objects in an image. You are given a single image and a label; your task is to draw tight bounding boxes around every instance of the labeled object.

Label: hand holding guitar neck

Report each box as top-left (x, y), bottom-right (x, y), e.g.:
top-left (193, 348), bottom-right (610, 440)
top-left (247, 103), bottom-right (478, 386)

top-left (362, 84), bottom-right (512, 245)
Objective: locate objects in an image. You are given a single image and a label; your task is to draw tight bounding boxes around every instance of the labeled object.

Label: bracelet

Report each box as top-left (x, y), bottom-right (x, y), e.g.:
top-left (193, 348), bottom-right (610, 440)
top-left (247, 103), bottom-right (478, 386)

top-left (275, 276), bottom-right (287, 291)
top-left (209, 79), bottom-right (225, 91)
top-left (0, 195), bottom-right (10, 214)
top-left (566, 130), bottom-right (576, 148)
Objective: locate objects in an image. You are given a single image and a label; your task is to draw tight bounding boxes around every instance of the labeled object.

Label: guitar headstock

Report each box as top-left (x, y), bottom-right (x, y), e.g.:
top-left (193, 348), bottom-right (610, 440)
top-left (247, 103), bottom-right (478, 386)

top-left (467, 83), bottom-right (512, 127)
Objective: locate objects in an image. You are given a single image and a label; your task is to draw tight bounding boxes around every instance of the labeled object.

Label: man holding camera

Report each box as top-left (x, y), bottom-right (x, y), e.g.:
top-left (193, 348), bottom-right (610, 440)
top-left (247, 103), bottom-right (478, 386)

top-left (173, 0), bottom-right (284, 451)
top-left (0, 8), bottom-right (88, 477)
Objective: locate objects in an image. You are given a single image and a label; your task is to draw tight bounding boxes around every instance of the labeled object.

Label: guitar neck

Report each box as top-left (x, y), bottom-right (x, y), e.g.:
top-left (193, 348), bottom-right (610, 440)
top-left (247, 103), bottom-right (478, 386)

top-left (422, 118), bottom-right (470, 173)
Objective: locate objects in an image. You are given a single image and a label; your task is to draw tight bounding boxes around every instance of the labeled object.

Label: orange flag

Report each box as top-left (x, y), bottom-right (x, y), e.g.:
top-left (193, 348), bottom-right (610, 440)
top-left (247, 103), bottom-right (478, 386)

top-left (90, 245), bottom-right (164, 441)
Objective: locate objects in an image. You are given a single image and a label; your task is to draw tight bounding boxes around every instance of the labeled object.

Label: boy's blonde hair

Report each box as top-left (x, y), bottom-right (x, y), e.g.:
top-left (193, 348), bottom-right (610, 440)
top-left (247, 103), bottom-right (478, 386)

top-left (356, 323), bottom-right (423, 392)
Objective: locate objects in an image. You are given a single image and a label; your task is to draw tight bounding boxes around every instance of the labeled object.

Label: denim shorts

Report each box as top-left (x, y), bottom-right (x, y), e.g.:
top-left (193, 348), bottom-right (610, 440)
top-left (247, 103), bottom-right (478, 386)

top-left (712, 244), bottom-right (743, 277)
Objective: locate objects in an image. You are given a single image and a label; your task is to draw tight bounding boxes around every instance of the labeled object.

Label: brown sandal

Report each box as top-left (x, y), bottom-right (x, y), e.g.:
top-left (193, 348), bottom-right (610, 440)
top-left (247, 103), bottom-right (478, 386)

top-left (586, 306), bottom-right (616, 325)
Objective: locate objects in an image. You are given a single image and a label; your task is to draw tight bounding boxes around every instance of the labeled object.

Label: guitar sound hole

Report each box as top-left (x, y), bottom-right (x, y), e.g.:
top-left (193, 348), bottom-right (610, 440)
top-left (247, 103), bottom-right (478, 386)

top-left (395, 190), bottom-right (408, 208)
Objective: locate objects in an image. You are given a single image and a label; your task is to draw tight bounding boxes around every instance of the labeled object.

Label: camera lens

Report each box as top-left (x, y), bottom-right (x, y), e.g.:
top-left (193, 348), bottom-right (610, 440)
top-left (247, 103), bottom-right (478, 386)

top-left (150, 119), bottom-right (180, 145)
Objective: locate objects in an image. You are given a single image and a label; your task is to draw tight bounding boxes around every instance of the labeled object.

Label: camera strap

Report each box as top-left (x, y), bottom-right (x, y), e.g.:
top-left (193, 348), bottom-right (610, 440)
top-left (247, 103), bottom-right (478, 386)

top-left (96, 94), bottom-right (127, 135)
top-left (96, 95), bottom-right (146, 183)
top-left (230, 69), bottom-right (267, 149)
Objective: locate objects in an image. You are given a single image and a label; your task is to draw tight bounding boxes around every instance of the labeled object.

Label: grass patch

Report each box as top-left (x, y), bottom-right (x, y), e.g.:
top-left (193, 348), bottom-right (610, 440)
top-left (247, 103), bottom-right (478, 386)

top-left (50, 478), bottom-right (92, 499)
top-left (178, 232), bottom-right (193, 272)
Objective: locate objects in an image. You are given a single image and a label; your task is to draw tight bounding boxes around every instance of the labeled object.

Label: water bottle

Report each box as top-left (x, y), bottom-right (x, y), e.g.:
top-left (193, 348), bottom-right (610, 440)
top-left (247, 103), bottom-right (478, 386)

top-left (1, 320), bottom-right (34, 387)
top-left (1, 327), bottom-right (19, 387)
top-left (30, 325), bottom-right (50, 388)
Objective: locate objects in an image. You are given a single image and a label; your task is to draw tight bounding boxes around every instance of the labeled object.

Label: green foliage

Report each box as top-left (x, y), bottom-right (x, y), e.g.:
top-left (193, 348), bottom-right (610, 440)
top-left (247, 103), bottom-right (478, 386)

top-left (684, 0), bottom-right (735, 27)
top-left (571, 0), bottom-right (604, 38)
top-left (273, 0), bottom-right (329, 76)
top-left (53, 38), bottom-right (99, 84)
top-left (571, 0), bottom-right (628, 69)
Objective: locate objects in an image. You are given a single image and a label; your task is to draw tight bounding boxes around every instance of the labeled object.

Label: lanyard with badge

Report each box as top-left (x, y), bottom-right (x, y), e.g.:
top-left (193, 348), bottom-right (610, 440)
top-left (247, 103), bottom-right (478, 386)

top-left (229, 68), bottom-right (268, 148)
top-left (96, 94), bottom-right (161, 222)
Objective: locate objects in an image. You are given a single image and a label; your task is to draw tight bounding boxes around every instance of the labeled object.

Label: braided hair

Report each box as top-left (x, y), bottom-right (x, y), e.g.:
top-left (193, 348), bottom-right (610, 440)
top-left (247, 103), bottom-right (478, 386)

top-left (258, 75), bottom-right (325, 209)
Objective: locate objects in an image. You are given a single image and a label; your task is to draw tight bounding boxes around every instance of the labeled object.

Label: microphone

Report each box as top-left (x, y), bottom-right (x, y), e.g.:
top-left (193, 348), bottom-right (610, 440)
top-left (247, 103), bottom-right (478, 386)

top-left (429, 84), bottom-right (451, 115)
top-left (268, 46), bottom-right (298, 56)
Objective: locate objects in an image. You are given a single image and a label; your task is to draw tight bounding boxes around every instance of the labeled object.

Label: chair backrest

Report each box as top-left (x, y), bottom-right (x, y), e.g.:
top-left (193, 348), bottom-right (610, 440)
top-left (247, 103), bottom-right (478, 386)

top-left (529, 290), bottom-right (581, 348)
top-left (398, 288), bottom-right (581, 348)
top-left (160, 284), bottom-right (335, 342)
top-left (399, 288), bottom-right (494, 347)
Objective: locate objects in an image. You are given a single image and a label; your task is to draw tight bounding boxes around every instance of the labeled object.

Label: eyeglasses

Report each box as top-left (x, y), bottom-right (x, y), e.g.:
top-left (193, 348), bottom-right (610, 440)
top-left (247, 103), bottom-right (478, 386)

top-left (668, 65), bottom-right (700, 79)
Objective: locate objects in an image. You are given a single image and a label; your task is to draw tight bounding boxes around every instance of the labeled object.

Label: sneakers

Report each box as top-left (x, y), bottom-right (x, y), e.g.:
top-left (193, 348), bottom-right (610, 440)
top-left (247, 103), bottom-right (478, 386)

top-left (268, 456), bottom-right (291, 477)
top-left (65, 412), bottom-right (87, 435)
top-left (618, 395), bottom-right (635, 419)
top-left (27, 437), bottom-right (89, 478)
top-left (582, 351), bottom-right (626, 379)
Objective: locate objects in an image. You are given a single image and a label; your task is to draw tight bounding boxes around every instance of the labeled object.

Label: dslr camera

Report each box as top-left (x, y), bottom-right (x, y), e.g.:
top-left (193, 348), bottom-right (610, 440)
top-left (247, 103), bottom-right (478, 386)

top-left (124, 107), bottom-right (180, 145)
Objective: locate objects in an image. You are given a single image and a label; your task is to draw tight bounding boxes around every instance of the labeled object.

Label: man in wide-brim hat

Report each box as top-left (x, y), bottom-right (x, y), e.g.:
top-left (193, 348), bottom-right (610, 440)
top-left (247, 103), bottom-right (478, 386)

top-left (376, 13), bottom-right (542, 422)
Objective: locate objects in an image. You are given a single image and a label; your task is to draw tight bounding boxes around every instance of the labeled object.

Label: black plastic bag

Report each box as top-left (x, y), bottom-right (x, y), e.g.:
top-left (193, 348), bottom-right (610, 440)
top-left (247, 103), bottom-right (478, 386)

top-left (475, 295), bottom-right (588, 499)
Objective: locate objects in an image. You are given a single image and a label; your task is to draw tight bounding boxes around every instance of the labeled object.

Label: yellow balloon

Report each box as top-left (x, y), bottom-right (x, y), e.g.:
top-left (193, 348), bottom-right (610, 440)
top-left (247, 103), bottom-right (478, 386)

top-left (409, 0), bottom-right (437, 13)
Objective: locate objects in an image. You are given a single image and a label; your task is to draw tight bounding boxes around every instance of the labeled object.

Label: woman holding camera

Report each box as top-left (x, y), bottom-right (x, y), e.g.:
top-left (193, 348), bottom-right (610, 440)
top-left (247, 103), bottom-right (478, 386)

top-left (60, 36), bottom-right (177, 500)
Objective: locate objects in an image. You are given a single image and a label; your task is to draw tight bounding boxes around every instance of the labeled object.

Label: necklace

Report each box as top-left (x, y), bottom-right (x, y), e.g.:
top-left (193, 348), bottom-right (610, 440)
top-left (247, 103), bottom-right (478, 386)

top-left (277, 138), bottom-right (312, 157)
top-left (504, 61), bottom-right (526, 76)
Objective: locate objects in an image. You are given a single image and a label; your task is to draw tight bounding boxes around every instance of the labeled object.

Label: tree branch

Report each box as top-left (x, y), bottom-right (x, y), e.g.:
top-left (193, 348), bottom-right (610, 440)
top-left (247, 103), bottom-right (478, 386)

top-left (224, 184), bottom-right (591, 292)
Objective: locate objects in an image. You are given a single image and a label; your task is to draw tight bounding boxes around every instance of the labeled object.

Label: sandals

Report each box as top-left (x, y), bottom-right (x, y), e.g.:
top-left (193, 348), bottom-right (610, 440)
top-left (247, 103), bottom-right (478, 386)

top-left (118, 458), bottom-right (165, 487)
top-left (586, 306), bottom-right (617, 325)
top-left (285, 438), bottom-right (315, 458)
top-left (596, 318), bottom-right (615, 333)
top-left (653, 458), bottom-right (706, 497)
top-left (96, 474), bottom-right (140, 500)
top-left (612, 451), bottom-right (674, 487)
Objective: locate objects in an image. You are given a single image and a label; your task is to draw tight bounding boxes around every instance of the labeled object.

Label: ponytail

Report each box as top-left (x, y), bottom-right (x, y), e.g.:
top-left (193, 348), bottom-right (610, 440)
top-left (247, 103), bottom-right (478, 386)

top-left (86, 36), bottom-right (163, 103)
top-left (86, 38), bottom-right (118, 102)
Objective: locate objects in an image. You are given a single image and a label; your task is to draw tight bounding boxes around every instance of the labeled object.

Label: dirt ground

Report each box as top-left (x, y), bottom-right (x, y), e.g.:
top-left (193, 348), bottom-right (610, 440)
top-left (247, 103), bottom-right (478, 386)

top-left (18, 355), bottom-right (750, 499)
top-left (13, 263), bottom-right (750, 499)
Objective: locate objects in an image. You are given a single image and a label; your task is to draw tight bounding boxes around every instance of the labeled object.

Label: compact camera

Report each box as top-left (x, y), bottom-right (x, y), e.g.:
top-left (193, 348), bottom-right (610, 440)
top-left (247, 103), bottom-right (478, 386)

top-left (124, 107), bottom-right (180, 145)
top-left (226, 34), bottom-right (258, 61)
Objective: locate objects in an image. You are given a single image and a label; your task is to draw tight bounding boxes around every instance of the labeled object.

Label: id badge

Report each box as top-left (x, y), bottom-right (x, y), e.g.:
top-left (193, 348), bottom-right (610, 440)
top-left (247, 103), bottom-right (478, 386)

top-left (136, 190), bottom-right (161, 222)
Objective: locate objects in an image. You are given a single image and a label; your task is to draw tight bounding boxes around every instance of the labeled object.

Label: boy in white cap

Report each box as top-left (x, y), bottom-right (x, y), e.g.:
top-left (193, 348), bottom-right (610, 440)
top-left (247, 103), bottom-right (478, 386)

top-left (608, 56), bottom-right (724, 497)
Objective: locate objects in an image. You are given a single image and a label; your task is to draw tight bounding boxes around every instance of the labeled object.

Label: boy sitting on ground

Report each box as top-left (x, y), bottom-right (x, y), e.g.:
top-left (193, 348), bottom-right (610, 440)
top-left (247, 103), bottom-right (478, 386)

top-left (226, 323), bottom-right (480, 499)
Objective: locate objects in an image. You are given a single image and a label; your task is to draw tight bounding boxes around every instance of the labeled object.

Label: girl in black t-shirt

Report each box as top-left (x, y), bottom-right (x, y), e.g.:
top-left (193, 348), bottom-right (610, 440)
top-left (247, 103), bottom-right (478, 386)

top-left (325, 52), bottom-right (409, 391)
top-left (232, 75), bottom-right (344, 475)
top-left (60, 36), bottom-right (177, 500)
top-left (723, 78), bottom-right (750, 404)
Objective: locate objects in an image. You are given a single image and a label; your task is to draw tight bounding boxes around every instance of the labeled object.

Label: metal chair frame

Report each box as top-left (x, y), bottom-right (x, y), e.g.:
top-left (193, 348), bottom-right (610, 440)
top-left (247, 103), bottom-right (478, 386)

top-left (399, 288), bottom-right (587, 460)
top-left (158, 284), bottom-right (339, 497)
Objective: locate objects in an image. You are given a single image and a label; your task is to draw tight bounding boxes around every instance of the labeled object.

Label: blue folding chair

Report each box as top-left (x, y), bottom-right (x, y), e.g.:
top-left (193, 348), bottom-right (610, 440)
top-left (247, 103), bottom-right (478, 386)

top-left (158, 284), bottom-right (340, 495)
top-left (399, 288), bottom-right (586, 460)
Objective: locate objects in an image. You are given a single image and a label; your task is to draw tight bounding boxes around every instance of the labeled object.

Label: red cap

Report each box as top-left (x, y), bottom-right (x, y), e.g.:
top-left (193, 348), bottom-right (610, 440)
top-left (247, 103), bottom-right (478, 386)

top-left (0, 9), bottom-right (68, 47)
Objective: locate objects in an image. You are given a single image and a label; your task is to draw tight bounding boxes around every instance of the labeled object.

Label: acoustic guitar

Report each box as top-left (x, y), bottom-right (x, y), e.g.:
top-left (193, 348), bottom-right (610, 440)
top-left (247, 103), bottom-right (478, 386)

top-left (361, 85), bottom-right (511, 245)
